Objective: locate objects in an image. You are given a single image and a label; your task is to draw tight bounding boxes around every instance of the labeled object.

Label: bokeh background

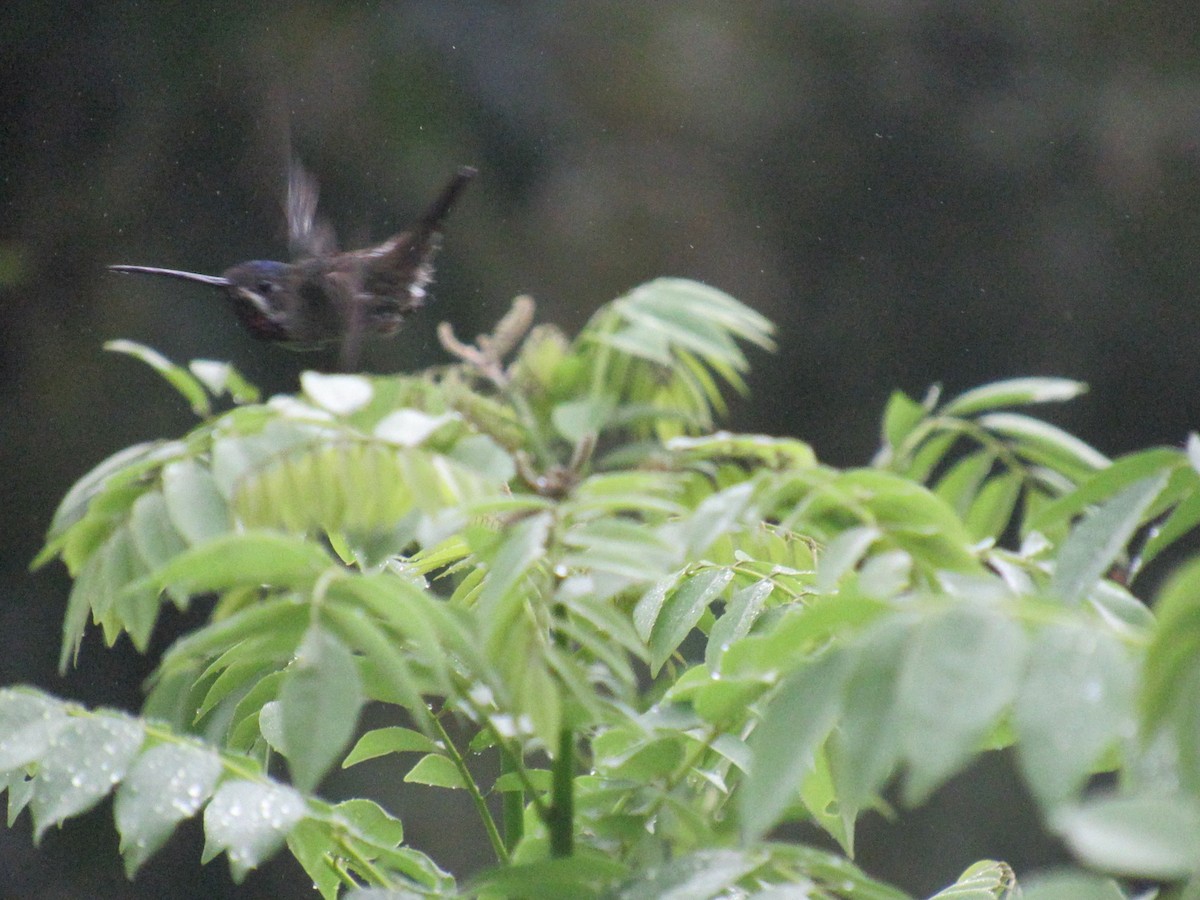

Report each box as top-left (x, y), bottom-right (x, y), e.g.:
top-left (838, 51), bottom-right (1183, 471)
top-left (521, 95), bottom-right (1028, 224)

top-left (3, 2), bottom-right (1200, 896)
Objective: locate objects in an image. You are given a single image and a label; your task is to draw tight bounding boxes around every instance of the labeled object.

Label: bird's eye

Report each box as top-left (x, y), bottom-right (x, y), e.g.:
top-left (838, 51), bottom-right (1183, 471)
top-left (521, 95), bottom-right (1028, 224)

top-left (257, 281), bottom-right (275, 294)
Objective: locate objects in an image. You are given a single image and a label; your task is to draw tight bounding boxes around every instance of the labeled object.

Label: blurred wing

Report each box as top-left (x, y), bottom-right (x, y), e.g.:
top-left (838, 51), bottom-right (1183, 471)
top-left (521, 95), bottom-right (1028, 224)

top-left (287, 160), bottom-right (338, 259)
top-left (324, 266), bottom-right (368, 371)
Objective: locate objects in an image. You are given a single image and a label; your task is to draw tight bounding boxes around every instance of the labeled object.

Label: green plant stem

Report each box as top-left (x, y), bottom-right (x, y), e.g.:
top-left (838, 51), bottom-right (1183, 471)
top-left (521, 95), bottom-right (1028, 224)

top-left (499, 745), bottom-right (525, 853)
top-left (546, 726), bottom-right (575, 858)
top-left (429, 712), bottom-right (509, 864)
top-left (331, 836), bottom-right (393, 888)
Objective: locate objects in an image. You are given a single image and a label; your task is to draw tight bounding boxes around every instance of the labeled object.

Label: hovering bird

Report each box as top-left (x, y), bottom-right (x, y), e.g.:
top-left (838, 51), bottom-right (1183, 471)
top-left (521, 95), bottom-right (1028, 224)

top-left (110, 161), bottom-right (476, 369)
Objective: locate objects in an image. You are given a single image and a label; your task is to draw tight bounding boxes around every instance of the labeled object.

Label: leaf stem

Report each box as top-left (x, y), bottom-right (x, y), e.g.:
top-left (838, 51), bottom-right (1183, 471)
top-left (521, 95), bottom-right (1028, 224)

top-left (546, 726), bottom-right (575, 858)
top-left (428, 712), bottom-right (510, 864)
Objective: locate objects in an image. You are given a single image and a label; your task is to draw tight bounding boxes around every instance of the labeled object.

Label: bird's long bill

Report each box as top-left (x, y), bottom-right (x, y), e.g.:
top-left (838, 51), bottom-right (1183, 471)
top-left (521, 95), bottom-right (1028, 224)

top-left (108, 265), bottom-right (232, 287)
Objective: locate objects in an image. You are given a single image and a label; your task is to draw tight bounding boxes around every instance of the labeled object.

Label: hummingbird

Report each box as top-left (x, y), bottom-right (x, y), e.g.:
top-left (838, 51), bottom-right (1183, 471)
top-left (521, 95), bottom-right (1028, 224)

top-left (110, 161), bottom-right (477, 369)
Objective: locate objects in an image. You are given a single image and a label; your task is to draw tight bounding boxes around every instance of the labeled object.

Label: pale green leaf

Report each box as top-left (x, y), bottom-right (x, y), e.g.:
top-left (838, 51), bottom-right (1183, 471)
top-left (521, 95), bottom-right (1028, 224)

top-left (0, 689), bottom-right (70, 770)
top-left (189, 359), bottom-right (260, 404)
top-left (142, 530), bottom-right (331, 595)
top-left (977, 412), bottom-right (1109, 477)
top-left (740, 650), bottom-right (851, 841)
top-left (898, 606), bottom-right (1026, 803)
top-left (301, 371), bottom-right (374, 415)
top-left (31, 714), bottom-right (145, 840)
top-left (1053, 473), bottom-right (1167, 605)
top-left (881, 389), bottom-right (928, 453)
top-left (615, 848), bottom-right (759, 900)
top-left (114, 743), bottom-right (223, 876)
top-left (161, 459), bottom-right (231, 545)
top-left (647, 568), bottom-right (734, 675)
top-left (829, 618), bottom-right (910, 819)
top-left (553, 396), bottom-right (616, 443)
top-left (1020, 872), bottom-right (1130, 900)
top-left (404, 753), bottom-right (466, 789)
top-left (279, 626), bottom-right (365, 793)
top-left (1052, 793), bottom-right (1200, 880)
top-left (202, 780), bottom-right (306, 882)
top-left (705, 579), bottom-right (772, 671)
top-left (927, 859), bottom-right (1018, 899)
top-left (343, 727), bottom-right (438, 768)
top-left (942, 377), bottom-right (1087, 417)
top-left (332, 797), bottom-right (405, 847)
top-left (1014, 624), bottom-right (1134, 808)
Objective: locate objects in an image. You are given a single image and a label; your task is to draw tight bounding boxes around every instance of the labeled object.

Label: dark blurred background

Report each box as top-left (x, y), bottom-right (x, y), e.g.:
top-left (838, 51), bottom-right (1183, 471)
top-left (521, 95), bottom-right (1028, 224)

top-left (3, 2), bottom-right (1199, 897)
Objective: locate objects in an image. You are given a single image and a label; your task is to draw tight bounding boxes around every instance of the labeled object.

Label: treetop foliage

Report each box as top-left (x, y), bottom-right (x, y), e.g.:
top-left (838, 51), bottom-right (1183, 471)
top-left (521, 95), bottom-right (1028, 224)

top-left (8, 278), bottom-right (1200, 898)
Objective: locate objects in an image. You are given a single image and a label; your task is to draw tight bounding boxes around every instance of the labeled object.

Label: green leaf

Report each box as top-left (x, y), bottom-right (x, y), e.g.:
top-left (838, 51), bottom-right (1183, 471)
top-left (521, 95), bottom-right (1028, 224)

top-left (965, 472), bottom-right (1023, 541)
top-left (189, 359), bottom-right (261, 404)
top-left (898, 606), bottom-right (1026, 803)
top-left (31, 713), bottom-right (145, 840)
top-left (161, 459), bottom-right (231, 545)
top-left (333, 797), bottom-right (405, 848)
top-left (942, 377), bottom-right (1087, 416)
top-left (475, 512), bottom-right (550, 638)
top-left (666, 432), bottom-right (815, 469)
top-left (1027, 447), bottom-right (1182, 536)
top-left (881, 389), bottom-right (928, 452)
top-left (404, 753), bottom-right (466, 789)
top-left (740, 650), bottom-right (851, 841)
top-left (562, 518), bottom-right (679, 582)
top-left (927, 859), bottom-right (1018, 899)
top-left (614, 279), bottom-right (776, 355)
top-left (38, 440), bottom-right (183, 566)
top-left (114, 742), bottom-right (223, 876)
top-left (300, 371), bottom-right (374, 415)
top-left (447, 433), bottom-right (517, 484)
top-left (1020, 872), bottom-right (1130, 900)
top-left (646, 568), bottom-right (734, 675)
top-left (285, 819), bottom-right (344, 900)
top-left (770, 845), bottom-right (911, 900)
top-left (801, 745), bottom-right (852, 854)
top-left (278, 626), bottom-right (365, 793)
top-left (154, 598), bottom-right (308, 682)
top-left (1141, 478), bottom-right (1200, 568)
top-left (0, 689), bottom-right (70, 770)
top-left (829, 618), bottom-right (910, 821)
top-left (141, 530), bottom-right (331, 595)
top-left (934, 450), bottom-right (996, 517)
top-left (553, 395), bottom-right (616, 443)
top-left (1013, 624), bottom-right (1133, 808)
top-left (705, 579), bottom-right (772, 671)
top-left (1143, 556), bottom-right (1200, 793)
top-left (321, 603), bottom-right (436, 735)
top-left (615, 848), bottom-right (759, 900)
top-left (59, 551), bottom-right (101, 671)
top-left (1052, 473), bottom-right (1167, 605)
top-left (469, 854), bottom-right (627, 900)
top-left (127, 490), bottom-right (189, 573)
top-left (343, 727), bottom-right (438, 768)
top-left (373, 408), bottom-right (457, 445)
top-left (976, 412), bottom-right (1109, 478)
top-left (680, 482), bottom-right (756, 557)
top-left (106, 340), bottom-right (211, 416)
top-left (1052, 793), bottom-right (1200, 880)
top-left (815, 526), bottom-right (881, 593)
top-left (594, 730), bottom-right (686, 782)
top-left (202, 780), bottom-right (306, 882)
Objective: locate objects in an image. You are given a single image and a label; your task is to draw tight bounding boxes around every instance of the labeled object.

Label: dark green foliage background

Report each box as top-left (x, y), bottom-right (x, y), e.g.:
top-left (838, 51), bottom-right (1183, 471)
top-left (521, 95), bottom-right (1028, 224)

top-left (3, 3), bottom-right (1199, 897)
